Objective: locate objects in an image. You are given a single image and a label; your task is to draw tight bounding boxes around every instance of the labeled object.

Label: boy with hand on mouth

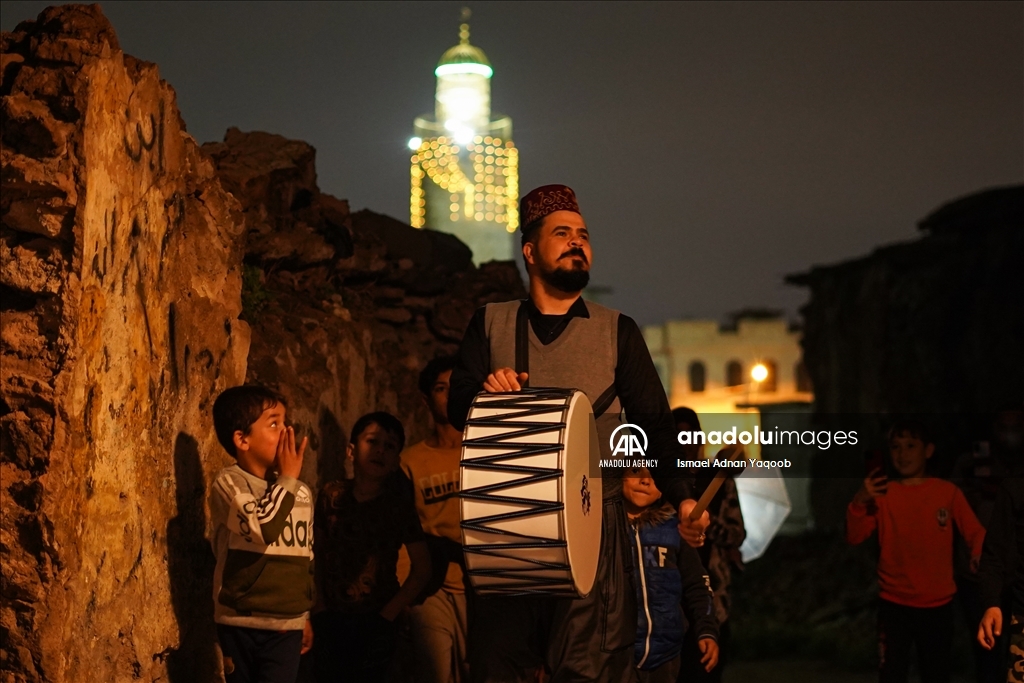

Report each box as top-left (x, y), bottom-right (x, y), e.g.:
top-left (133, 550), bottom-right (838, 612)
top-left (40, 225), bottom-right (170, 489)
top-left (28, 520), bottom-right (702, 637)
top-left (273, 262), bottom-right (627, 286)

top-left (209, 385), bottom-right (314, 683)
top-left (623, 466), bottom-right (719, 682)
top-left (313, 412), bottom-right (432, 683)
top-left (847, 420), bottom-right (985, 683)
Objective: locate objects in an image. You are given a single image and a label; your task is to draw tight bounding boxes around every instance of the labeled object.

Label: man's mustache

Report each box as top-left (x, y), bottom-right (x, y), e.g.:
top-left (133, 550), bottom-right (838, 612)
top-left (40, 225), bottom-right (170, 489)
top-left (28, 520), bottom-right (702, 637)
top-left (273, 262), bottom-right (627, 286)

top-left (559, 248), bottom-right (589, 264)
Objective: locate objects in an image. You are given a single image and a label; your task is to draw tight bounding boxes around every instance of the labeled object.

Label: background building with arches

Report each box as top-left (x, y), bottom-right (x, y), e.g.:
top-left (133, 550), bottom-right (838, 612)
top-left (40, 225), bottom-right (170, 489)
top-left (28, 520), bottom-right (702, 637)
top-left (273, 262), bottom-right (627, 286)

top-left (643, 310), bottom-right (812, 413)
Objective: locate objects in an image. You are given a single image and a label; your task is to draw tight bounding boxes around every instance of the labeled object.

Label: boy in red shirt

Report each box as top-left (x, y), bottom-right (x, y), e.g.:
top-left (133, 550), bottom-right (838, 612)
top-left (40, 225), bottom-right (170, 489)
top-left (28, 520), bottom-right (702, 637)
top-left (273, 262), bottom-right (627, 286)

top-left (847, 421), bottom-right (986, 683)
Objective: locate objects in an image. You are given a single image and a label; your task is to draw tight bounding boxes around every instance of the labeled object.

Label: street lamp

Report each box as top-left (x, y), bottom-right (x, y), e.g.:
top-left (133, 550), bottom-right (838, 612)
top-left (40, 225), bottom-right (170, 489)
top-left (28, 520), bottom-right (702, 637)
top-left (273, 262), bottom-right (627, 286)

top-left (751, 363), bottom-right (769, 383)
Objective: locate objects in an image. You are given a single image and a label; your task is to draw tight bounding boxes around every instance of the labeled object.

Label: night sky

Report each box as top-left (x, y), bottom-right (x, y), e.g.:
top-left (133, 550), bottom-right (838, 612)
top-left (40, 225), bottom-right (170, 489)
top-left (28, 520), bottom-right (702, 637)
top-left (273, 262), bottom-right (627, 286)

top-left (3, 1), bottom-right (1021, 326)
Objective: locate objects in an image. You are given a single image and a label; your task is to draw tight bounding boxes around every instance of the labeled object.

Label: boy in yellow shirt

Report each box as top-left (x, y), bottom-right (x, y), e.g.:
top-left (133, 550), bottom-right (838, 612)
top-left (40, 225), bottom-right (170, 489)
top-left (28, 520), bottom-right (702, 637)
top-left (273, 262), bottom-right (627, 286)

top-left (399, 356), bottom-right (468, 683)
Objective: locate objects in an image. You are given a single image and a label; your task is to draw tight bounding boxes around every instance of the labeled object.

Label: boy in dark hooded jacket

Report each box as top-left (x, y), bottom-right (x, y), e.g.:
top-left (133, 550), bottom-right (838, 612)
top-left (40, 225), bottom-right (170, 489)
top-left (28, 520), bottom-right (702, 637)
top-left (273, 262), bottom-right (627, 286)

top-left (623, 466), bottom-right (720, 682)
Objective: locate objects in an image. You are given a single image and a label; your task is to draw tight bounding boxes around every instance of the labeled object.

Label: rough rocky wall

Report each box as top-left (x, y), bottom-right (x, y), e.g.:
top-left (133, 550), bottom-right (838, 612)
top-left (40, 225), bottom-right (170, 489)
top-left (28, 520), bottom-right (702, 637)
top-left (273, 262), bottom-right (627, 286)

top-left (788, 185), bottom-right (1024, 527)
top-left (1, 6), bottom-right (249, 683)
top-left (790, 185), bottom-right (1023, 417)
top-left (203, 128), bottom-right (526, 489)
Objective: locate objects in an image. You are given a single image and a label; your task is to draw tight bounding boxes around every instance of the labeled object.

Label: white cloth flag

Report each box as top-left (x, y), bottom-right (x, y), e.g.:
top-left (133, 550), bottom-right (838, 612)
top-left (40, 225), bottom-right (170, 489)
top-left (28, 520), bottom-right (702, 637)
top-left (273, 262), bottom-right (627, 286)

top-left (735, 464), bottom-right (792, 562)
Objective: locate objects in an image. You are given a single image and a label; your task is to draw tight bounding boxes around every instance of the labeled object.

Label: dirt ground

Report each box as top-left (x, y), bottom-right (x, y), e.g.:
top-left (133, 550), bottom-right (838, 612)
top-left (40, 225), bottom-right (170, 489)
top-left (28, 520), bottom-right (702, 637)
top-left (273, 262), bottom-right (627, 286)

top-left (722, 660), bottom-right (973, 683)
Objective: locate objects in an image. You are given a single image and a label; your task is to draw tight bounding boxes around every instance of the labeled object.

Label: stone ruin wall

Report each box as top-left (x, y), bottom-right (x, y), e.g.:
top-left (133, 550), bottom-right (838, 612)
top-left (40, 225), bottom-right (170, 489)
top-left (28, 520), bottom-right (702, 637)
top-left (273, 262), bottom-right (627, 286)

top-left (201, 128), bottom-right (526, 489)
top-left (1, 5), bottom-right (251, 682)
top-left (0, 5), bottom-right (526, 683)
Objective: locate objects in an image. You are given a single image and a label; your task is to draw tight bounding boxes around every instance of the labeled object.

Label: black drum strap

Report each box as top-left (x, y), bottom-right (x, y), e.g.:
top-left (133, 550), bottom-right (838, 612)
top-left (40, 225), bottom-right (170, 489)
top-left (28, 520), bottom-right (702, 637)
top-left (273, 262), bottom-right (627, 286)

top-left (515, 300), bottom-right (530, 388)
top-left (592, 382), bottom-right (617, 417)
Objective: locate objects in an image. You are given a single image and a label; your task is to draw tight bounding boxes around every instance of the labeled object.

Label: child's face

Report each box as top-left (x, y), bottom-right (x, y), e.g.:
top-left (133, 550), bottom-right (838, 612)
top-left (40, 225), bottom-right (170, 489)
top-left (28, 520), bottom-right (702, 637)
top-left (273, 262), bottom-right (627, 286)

top-left (427, 370), bottom-right (452, 425)
top-left (622, 466), bottom-right (662, 512)
top-left (236, 402), bottom-right (287, 471)
top-left (889, 432), bottom-right (933, 478)
top-left (350, 422), bottom-right (401, 481)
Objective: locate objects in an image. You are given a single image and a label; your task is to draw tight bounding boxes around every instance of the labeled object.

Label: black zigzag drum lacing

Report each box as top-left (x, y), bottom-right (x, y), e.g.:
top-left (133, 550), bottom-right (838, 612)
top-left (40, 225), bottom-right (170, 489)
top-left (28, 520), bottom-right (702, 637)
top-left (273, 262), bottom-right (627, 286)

top-left (459, 388), bottom-right (603, 597)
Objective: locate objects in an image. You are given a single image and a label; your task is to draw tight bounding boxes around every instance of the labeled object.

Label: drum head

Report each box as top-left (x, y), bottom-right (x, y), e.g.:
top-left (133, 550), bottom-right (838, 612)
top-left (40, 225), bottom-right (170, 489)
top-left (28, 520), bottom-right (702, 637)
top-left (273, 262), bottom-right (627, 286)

top-left (562, 390), bottom-right (603, 597)
top-left (459, 388), bottom-right (604, 597)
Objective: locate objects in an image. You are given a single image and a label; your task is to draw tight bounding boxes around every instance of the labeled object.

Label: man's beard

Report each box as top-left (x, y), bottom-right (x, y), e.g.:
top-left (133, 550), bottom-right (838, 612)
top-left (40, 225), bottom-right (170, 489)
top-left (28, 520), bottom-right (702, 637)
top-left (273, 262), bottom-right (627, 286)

top-left (541, 261), bottom-right (590, 293)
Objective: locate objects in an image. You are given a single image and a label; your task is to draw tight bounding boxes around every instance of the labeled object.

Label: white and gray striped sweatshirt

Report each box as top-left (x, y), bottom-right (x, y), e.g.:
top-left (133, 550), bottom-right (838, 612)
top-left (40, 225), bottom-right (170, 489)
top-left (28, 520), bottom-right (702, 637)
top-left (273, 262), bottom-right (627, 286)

top-left (209, 464), bottom-right (315, 630)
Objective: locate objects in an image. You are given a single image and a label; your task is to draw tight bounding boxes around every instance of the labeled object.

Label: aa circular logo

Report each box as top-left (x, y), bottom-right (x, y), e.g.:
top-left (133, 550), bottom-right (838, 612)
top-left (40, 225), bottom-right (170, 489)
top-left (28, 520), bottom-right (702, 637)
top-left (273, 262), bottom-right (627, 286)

top-left (609, 423), bottom-right (648, 457)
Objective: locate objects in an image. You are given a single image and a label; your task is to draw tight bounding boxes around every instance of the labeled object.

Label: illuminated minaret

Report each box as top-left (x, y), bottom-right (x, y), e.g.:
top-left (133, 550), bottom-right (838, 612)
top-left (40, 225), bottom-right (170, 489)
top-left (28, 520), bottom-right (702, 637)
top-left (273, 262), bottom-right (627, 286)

top-left (409, 12), bottom-right (518, 264)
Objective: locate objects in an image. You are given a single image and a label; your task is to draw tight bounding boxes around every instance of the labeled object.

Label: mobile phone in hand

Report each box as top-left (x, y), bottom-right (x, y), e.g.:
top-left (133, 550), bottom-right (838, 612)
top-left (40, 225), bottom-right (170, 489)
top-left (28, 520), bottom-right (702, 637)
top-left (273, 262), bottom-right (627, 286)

top-left (864, 448), bottom-right (886, 478)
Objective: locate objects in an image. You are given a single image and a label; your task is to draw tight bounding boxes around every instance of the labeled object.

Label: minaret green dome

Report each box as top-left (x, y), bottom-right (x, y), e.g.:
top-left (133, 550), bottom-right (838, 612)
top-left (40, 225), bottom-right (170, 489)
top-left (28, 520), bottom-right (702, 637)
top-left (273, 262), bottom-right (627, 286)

top-left (435, 22), bottom-right (493, 77)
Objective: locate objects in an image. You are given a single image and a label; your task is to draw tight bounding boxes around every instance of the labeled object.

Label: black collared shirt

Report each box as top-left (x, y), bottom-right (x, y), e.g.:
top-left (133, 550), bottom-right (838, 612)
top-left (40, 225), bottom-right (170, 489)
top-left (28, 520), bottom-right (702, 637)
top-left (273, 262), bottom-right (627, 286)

top-left (447, 297), bottom-right (692, 506)
top-left (524, 295), bottom-right (590, 345)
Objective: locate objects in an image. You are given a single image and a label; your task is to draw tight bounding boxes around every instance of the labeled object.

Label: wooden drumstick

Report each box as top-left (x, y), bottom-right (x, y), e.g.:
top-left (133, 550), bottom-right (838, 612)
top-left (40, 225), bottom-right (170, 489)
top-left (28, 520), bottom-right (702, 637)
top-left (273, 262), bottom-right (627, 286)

top-left (688, 445), bottom-right (744, 522)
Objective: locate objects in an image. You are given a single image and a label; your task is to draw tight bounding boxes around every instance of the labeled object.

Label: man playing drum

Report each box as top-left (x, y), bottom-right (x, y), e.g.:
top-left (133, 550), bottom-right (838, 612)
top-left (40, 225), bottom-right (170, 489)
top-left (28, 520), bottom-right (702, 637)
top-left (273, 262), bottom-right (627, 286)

top-left (448, 184), bottom-right (710, 682)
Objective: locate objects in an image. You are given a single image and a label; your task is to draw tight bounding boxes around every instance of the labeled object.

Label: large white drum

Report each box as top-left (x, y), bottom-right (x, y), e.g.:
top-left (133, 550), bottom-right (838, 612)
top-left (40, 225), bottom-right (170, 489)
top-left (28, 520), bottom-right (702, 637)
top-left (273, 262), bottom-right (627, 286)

top-left (460, 388), bottom-right (603, 597)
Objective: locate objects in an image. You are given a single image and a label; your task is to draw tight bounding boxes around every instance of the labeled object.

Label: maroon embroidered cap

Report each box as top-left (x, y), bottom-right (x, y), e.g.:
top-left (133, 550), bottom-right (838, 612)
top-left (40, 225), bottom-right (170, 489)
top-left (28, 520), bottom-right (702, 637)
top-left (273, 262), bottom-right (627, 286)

top-left (519, 184), bottom-right (581, 234)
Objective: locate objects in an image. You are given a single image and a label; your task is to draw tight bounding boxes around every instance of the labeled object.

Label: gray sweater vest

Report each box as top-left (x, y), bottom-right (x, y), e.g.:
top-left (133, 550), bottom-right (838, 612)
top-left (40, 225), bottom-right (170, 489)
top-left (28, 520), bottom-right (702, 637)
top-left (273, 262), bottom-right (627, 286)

top-left (483, 300), bottom-right (623, 465)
